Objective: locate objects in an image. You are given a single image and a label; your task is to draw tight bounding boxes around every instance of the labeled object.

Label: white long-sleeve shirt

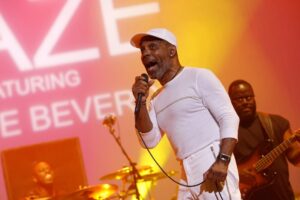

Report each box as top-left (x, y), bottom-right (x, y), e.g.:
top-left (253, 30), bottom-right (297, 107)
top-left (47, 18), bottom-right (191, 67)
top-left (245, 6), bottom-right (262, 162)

top-left (139, 67), bottom-right (239, 160)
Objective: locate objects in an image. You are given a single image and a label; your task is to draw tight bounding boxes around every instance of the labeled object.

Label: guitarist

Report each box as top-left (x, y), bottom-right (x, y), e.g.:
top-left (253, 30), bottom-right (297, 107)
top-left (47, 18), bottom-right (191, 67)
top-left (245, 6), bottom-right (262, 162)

top-left (228, 80), bottom-right (300, 200)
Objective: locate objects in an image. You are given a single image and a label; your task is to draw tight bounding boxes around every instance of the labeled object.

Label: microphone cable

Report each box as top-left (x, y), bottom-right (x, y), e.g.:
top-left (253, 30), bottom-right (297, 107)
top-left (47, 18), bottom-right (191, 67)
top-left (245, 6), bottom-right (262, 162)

top-left (136, 130), bottom-right (205, 188)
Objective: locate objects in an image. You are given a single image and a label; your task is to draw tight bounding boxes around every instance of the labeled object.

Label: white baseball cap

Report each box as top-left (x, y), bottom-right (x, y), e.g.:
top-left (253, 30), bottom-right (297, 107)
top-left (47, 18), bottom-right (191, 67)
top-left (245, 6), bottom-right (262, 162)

top-left (130, 28), bottom-right (177, 48)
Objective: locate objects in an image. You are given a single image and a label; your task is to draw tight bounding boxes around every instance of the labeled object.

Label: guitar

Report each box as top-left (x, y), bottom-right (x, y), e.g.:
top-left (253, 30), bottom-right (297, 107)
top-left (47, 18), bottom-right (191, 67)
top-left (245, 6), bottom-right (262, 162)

top-left (237, 132), bottom-right (299, 200)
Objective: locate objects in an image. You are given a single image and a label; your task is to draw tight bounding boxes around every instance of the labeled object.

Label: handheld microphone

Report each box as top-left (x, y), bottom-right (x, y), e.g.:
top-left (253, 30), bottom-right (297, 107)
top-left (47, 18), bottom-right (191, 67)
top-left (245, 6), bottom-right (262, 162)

top-left (134, 73), bottom-right (148, 114)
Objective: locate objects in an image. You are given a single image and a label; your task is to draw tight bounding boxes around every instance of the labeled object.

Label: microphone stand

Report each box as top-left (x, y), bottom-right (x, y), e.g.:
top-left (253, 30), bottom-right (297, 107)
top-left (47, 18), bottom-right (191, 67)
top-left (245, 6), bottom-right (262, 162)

top-left (103, 117), bottom-right (141, 200)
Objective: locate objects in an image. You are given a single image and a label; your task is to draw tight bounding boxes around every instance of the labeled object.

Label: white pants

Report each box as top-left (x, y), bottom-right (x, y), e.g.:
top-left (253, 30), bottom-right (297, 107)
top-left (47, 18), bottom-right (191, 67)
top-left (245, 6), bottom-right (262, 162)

top-left (177, 141), bottom-right (241, 200)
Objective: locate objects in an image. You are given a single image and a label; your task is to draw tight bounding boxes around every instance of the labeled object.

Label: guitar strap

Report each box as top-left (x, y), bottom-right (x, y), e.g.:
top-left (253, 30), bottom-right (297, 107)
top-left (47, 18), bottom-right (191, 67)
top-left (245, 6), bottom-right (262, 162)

top-left (257, 112), bottom-right (278, 145)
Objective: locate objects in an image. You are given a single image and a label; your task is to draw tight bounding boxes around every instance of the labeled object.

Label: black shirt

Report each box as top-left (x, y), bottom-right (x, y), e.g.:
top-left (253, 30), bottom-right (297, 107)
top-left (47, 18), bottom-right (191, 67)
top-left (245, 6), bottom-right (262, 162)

top-left (234, 113), bottom-right (295, 200)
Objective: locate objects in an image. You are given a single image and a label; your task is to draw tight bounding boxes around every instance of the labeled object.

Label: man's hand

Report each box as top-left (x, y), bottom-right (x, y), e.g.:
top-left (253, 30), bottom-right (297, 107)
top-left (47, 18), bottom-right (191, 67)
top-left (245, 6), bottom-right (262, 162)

top-left (202, 161), bottom-right (228, 193)
top-left (284, 128), bottom-right (300, 166)
top-left (132, 75), bottom-right (154, 103)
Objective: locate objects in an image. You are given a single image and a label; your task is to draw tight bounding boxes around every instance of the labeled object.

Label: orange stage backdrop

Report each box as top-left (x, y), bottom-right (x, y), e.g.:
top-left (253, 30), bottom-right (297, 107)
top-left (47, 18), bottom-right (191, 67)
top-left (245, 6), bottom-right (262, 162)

top-left (0, 0), bottom-right (299, 199)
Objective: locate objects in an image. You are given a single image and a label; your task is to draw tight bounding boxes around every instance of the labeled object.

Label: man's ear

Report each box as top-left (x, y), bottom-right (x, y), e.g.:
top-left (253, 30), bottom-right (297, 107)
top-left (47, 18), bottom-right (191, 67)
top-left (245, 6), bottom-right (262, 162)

top-left (168, 46), bottom-right (176, 57)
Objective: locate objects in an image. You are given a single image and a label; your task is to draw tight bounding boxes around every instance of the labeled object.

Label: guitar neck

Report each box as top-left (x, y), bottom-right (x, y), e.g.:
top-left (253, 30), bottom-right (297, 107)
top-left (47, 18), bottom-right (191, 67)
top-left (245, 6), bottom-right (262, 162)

top-left (255, 135), bottom-right (296, 172)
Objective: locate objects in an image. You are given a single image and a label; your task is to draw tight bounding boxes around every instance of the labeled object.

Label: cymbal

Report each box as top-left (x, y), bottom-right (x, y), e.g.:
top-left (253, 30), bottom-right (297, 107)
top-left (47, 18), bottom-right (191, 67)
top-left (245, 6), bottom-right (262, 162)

top-left (61, 184), bottom-right (118, 200)
top-left (138, 170), bottom-right (178, 182)
top-left (100, 165), bottom-right (152, 180)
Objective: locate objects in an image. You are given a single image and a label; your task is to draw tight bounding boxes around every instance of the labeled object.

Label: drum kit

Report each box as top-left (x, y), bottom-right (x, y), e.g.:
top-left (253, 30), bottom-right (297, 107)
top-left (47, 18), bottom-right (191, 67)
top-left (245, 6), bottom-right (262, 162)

top-left (50, 115), bottom-right (176, 200)
top-left (27, 115), bottom-right (177, 200)
top-left (53, 165), bottom-right (177, 200)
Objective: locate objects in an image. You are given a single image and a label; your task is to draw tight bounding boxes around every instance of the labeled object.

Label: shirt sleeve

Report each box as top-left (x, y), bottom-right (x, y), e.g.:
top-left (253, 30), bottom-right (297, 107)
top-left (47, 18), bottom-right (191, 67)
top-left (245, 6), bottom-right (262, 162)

top-left (196, 69), bottom-right (239, 139)
top-left (271, 114), bottom-right (290, 142)
top-left (136, 100), bottom-right (164, 148)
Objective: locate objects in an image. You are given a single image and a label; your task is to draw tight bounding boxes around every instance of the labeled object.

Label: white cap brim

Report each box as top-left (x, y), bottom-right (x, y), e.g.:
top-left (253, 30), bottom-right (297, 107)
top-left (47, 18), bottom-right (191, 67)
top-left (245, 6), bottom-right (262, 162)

top-left (130, 28), bottom-right (177, 48)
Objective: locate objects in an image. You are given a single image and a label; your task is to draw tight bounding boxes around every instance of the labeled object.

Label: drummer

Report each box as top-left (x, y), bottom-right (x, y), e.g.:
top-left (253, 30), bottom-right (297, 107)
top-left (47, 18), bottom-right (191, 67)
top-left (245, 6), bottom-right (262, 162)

top-left (23, 161), bottom-right (63, 200)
